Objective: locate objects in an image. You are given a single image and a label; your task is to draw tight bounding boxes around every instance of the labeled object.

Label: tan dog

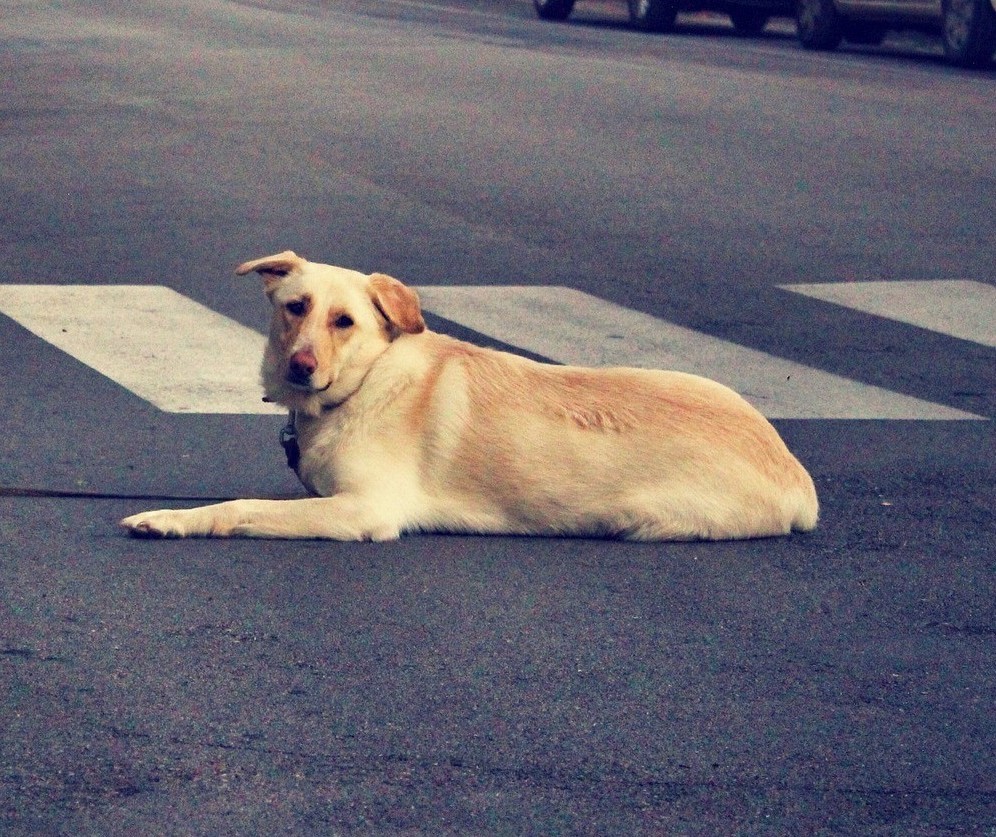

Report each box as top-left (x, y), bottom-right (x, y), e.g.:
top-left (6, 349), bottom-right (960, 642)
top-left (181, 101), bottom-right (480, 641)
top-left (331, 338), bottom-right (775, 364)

top-left (121, 251), bottom-right (818, 541)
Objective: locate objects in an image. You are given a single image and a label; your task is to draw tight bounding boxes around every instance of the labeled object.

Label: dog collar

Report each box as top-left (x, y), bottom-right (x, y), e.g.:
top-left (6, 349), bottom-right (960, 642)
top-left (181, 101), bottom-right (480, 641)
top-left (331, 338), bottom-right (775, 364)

top-left (279, 411), bottom-right (300, 472)
top-left (276, 379), bottom-right (364, 472)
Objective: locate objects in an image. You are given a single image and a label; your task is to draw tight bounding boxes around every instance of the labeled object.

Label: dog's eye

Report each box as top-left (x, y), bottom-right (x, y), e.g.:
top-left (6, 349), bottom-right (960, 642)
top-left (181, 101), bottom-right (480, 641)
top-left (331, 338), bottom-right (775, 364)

top-left (285, 300), bottom-right (307, 317)
top-left (334, 314), bottom-right (354, 329)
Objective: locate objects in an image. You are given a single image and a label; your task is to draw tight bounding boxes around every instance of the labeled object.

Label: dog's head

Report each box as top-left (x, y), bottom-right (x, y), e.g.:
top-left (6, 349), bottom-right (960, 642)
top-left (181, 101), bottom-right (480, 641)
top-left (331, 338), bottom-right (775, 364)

top-left (237, 251), bottom-right (426, 415)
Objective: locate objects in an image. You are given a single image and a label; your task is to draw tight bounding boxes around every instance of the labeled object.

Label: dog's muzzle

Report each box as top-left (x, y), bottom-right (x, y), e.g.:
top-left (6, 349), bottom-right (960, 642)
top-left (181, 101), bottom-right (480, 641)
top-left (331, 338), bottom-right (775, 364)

top-left (287, 349), bottom-right (318, 387)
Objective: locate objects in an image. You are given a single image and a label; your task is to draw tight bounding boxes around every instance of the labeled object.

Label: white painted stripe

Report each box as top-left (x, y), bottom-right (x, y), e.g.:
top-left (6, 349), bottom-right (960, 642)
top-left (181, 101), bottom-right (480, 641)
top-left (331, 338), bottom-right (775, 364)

top-left (0, 285), bottom-right (282, 414)
top-left (781, 280), bottom-right (996, 348)
top-left (417, 285), bottom-right (983, 420)
top-left (1, 283), bottom-right (985, 420)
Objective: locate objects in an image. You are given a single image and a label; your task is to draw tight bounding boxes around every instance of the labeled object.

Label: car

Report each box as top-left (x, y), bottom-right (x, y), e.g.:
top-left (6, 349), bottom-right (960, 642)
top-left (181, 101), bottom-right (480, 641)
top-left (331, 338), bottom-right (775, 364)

top-left (795, 0), bottom-right (996, 66)
top-left (533, 0), bottom-right (794, 37)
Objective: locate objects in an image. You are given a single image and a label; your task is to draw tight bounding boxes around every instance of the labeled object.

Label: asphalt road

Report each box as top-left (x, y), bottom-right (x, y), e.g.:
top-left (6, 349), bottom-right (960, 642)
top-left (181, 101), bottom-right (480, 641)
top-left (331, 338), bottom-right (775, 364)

top-left (2, 0), bottom-right (994, 833)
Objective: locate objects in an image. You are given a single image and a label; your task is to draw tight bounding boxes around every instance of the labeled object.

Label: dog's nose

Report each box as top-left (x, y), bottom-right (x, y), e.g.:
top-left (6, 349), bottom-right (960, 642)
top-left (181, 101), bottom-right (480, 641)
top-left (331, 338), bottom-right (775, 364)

top-left (288, 349), bottom-right (318, 384)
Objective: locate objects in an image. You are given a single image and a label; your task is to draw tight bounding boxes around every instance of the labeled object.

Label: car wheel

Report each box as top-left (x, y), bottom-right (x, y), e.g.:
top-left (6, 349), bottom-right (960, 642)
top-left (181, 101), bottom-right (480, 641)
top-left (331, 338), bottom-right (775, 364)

top-left (796, 0), bottom-right (844, 49)
top-left (842, 21), bottom-right (887, 44)
top-left (533, 0), bottom-right (576, 21)
top-left (628, 0), bottom-right (680, 32)
top-left (730, 8), bottom-right (771, 34)
top-left (942, 0), bottom-right (996, 67)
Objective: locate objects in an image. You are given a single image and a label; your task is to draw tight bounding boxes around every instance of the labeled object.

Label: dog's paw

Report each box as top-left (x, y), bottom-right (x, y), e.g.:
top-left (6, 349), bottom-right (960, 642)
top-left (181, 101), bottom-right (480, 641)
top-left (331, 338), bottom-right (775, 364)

top-left (120, 510), bottom-right (189, 539)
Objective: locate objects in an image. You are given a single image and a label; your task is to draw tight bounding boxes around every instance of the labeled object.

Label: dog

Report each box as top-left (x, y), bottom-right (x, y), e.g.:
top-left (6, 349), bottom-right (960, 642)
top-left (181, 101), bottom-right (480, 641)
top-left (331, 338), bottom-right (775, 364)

top-left (121, 251), bottom-right (818, 542)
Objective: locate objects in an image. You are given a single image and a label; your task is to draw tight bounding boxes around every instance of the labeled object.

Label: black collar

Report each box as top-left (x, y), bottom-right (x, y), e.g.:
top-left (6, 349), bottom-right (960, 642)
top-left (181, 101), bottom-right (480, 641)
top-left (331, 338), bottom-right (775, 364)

top-left (280, 411), bottom-right (300, 472)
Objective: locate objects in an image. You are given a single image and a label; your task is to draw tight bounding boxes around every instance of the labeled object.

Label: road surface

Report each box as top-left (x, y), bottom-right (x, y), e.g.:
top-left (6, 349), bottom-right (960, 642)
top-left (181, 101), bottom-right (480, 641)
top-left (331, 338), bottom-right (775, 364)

top-left (1, 0), bottom-right (994, 832)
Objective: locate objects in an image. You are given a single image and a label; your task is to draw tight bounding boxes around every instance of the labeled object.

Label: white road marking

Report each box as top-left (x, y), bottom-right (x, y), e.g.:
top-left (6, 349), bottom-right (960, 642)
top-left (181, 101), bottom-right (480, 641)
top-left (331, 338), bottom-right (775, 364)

top-left (781, 280), bottom-right (996, 348)
top-left (0, 283), bottom-right (985, 419)
top-left (417, 285), bottom-right (984, 420)
top-left (0, 285), bottom-right (281, 414)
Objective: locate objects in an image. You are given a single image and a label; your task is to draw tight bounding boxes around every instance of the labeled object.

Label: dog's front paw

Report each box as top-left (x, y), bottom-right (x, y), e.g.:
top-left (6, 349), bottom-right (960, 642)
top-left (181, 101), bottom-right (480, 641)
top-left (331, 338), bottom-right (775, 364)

top-left (120, 510), bottom-right (191, 539)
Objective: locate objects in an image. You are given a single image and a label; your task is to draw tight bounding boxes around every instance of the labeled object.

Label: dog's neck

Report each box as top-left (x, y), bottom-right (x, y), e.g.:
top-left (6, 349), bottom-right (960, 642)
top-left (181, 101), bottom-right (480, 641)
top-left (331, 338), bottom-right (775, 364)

top-left (278, 393), bottom-right (353, 473)
top-left (272, 339), bottom-right (407, 473)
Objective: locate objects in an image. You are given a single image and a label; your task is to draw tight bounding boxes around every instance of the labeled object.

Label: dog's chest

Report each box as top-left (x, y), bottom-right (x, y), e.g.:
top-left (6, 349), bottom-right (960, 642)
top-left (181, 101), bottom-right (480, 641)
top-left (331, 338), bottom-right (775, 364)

top-left (289, 412), bottom-right (347, 496)
top-left (291, 407), bottom-right (398, 497)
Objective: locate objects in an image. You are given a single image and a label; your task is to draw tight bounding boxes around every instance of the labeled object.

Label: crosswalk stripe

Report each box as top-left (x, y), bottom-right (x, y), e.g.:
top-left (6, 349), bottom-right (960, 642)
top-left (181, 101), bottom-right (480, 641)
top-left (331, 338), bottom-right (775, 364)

top-left (0, 285), bottom-right (282, 414)
top-left (0, 284), bottom-right (985, 420)
top-left (417, 285), bottom-right (984, 420)
top-left (781, 280), bottom-right (996, 348)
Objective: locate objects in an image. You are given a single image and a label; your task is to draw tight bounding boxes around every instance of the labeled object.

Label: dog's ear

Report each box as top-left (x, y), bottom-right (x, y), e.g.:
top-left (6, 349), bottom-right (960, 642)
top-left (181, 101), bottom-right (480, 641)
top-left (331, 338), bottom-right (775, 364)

top-left (235, 251), bottom-right (307, 295)
top-left (369, 273), bottom-right (426, 336)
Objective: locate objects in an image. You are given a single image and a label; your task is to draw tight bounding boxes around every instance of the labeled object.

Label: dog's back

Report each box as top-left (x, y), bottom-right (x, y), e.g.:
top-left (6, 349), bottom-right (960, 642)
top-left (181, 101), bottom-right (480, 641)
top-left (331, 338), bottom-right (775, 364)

top-left (379, 332), bottom-right (819, 541)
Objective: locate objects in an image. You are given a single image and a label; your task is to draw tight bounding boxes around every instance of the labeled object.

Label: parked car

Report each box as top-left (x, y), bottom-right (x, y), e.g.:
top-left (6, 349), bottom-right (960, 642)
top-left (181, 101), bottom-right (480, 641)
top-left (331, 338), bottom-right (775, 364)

top-left (533, 0), bottom-right (794, 36)
top-left (796, 0), bottom-right (996, 66)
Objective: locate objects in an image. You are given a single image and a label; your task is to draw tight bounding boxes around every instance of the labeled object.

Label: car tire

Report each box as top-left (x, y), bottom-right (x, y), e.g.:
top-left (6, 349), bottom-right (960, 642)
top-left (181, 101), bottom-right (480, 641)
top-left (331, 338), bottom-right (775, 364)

top-left (730, 8), bottom-right (771, 34)
top-left (533, 0), bottom-right (576, 21)
top-left (796, 0), bottom-right (844, 49)
top-left (628, 0), bottom-right (680, 32)
top-left (842, 21), bottom-right (887, 44)
top-left (942, 0), bottom-right (996, 67)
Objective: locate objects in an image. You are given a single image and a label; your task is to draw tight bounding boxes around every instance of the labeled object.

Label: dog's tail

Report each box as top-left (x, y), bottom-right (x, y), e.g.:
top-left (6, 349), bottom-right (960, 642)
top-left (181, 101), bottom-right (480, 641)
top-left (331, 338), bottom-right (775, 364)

top-left (790, 468), bottom-right (820, 533)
